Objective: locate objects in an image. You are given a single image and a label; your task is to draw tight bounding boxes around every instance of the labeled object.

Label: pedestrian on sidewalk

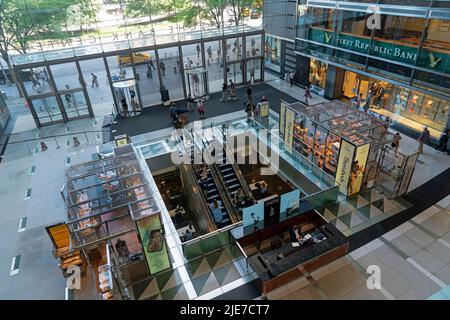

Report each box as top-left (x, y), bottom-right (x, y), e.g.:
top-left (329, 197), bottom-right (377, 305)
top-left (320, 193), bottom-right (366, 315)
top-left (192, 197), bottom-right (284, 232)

top-left (247, 86), bottom-right (253, 105)
top-left (435, 129), bottom-right (449, 153)
top-left (289, 71), bottom-right (295, 87)
top-left (304, 85), bottom-right (312, 105)
top-left (187, 94), bottom-right (195, 111)
top-left (249, 67), bottom-right (255, 84)
top-left (229, 79), bottom-right (237, 100)
top-left (417, 126), bottom-right (430, 154)
top-left (391, 132), bottom-right (402, 154)
top-left (197, 99), bottom-right (206, 120)
top-left (91, 73), bottom-right (99, 87)
top-left (245, 102), bottom-right (254, 124)
top-left (220, 82), bottom-right (228, 101)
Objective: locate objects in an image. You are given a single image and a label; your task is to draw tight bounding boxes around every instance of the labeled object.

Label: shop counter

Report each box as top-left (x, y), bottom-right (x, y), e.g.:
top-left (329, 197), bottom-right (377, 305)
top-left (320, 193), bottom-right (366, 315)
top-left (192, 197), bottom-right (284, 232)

top-left (247, 223), bottom-right (348, 294)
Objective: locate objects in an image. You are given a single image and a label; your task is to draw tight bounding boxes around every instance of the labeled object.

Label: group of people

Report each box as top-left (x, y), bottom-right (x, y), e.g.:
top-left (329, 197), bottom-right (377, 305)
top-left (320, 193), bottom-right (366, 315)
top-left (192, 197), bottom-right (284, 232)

top-left (417, 126), bottom-right (449, 154)
top-left (31, 68), bottom-right (48, 91)
top-left (220, 79), bottom-right (237, 101)
top-left (233, 187), bottom-right (257, 210)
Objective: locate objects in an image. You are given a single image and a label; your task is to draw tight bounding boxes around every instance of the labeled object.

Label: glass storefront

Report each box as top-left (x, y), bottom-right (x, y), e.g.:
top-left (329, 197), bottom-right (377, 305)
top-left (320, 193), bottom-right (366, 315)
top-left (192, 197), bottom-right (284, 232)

top-left (309, 59), bottom-right (328, 90)
top-left (369, 81), bottom-right (450, 136)
top-left (12, 31), bottom-right (264, 127)
top-left (297, 6), bottom-right (450, 93)
top-left (264, 35), bottom-right (281, 73)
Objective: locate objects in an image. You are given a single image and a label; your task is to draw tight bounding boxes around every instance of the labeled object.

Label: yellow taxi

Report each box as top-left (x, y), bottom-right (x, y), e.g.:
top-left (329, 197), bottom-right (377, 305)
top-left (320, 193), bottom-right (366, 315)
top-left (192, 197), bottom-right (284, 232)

top-left (117, 52), bottom-right (151, 66)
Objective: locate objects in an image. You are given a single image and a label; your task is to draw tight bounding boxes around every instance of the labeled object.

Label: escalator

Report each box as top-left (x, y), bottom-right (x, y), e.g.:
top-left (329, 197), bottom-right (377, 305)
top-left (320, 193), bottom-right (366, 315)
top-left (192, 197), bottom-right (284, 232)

top-left (193, 162), bottom-right (231, 229)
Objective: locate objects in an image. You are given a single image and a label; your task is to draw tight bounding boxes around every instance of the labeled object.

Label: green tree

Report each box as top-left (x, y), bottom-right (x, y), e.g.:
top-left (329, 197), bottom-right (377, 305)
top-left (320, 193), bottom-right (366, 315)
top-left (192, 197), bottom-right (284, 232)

top-left (173, 0), bottom-right (225, 29)
top-left (0, 0), bottom-right (96, 82)
top-left (119, 0), bottom-right (173, 18)
top-left (227, 0), bottom-right (254, 26)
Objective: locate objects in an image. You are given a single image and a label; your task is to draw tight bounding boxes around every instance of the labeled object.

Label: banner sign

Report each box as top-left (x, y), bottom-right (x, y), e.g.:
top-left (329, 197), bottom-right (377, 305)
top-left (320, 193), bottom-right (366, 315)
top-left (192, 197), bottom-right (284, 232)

top-left (242, 202), bottom-right (264, 227)
top-left (396, 153), bottom-right (419, 197)
top-left (309, 28), bottom-right (450, 74)
top-left (335, 139), bottom-right (356, 195)
top-left (348, 143), bottom-right (370, 196)
top-left (280, 189), bottom-right (300, 217)
top-left (136, 214), bottom-right (171, 275)
top-left (284, 106), bottom-right (295, 153)
top-left (280, 101), bottom-right (287, 137)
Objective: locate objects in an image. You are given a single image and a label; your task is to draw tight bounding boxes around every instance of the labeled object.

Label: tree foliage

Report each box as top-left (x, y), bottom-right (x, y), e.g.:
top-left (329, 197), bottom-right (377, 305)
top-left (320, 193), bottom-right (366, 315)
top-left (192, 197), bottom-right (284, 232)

top-left (0, 0), bottom-right (97, 66)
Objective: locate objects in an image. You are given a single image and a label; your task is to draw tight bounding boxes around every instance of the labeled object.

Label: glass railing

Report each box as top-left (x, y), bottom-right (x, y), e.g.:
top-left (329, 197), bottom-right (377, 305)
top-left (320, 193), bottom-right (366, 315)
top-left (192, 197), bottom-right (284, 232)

top-left (11, 25), bottom-right (263, 66)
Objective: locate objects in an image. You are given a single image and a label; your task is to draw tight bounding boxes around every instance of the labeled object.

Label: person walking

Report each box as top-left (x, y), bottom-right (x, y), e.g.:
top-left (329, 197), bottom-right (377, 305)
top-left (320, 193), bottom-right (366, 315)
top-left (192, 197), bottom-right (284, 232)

top-left (91, 73), bottom-right (98, 87)
top-left (249, 67), bottom-right (255, 84)
top-left (160, 61), bottom-right (166, 77)
top-left (196, 44), bottom-right (201, 58)
top-left (197, 99), bottom-right (205, 120)
top-left (246, 102), bottom-right (253, 124)
top-left (220, 82), bottom-right (228, 101)
top-left (187, 94), bottom-right (195, 112)
top-left (247, 86), bottom-right (253, 105)
top-left (149, 59), bottom-right (156, 70)
top-left (210, 199), bottom-right (223, 224)
top-left (304, 85), bottom-right (312, 105)
top-left (435, 130), bottom-right (449, 153)
top-left (391, 132), bottom-right (402, 154)
top-left (289, 71), bottom-right (295, 87)
top-left (229, 79), bottom-right (237, 100)
top-left (417, 126), bottom-right (430, 154)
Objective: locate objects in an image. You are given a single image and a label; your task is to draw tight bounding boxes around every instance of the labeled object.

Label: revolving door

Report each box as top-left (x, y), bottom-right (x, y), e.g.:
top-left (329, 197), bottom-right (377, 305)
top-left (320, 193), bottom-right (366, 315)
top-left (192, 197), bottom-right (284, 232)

top-left (113, 79), bottom-right (142, 117)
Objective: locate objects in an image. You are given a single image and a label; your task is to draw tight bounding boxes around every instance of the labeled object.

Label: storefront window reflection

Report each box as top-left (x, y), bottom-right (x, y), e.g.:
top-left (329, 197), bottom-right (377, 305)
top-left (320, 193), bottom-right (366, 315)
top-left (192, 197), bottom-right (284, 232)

top-left (368, 80), bottom-right (450, 136)
top-left (264, 35), bottom-right (281, 73)
top-left (309, 59), bottom-right (327, 90)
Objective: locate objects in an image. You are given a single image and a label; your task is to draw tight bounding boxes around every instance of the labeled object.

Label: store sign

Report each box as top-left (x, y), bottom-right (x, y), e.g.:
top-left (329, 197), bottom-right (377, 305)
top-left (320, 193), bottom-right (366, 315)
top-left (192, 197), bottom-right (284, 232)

top-left (335, 139), bottom-right (356, 195)
top-left (259, 101), bottom-right (270, 118)
top-left (309, 28), bottom-right (450, 74)
top-left (284, 107), bottom-right (295, 153)
top-left (348, 143), bottom-right (370, 196)
top-left (136, 214), bottom-right (171, 275)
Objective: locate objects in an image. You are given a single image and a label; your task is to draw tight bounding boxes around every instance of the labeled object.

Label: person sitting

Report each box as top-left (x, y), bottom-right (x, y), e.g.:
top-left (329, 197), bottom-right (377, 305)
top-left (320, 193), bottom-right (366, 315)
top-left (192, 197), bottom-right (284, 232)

top-left (288, 226), bottom-right (301, 242)
top-left (184, 229), bottom-right (194, 241)
top-left (259, 182), bottom-right (268, 198)
top-left (234, 188), bottom-right (245, 207)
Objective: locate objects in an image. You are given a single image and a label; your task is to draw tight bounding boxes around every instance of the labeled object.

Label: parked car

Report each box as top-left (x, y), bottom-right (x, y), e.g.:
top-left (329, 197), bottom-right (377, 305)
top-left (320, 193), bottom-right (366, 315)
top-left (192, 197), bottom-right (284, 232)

top-left (250, 9), bottom-right (261, 19)
top-left (117, 52), bottom-right (151, 66)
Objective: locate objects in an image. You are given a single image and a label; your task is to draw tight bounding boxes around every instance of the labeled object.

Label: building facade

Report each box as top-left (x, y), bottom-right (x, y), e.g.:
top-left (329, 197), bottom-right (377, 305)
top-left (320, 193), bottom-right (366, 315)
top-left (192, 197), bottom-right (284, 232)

top-left (270, 0), bottom-right (450, 140)
top-left (263, 0), bottom-right (298, 77)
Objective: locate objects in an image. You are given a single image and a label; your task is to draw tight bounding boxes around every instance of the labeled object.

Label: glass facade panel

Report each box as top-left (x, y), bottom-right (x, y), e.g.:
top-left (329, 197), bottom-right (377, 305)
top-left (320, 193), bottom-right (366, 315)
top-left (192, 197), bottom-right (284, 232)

top-left (62, 91), bottom-right (90, 119)
top-left (182, 44), bottom-right (204, 70)
top-left (226, 37), bottom-right (244, 62)
top-left (264, 35), bottom-right (281, 73)
top-left (31, 96), bottom-right (63, 125)
top-left (22, 67), bottom-right (54, 96)
top-left (50, 63), bottom-right (82, 91)
top-left (204, 41), bottom-right (223, 93)
top-left (227, 62), bottom-right (244, 85)
top-left (134, 50), bottom-right (161, 107)
top-left (246, 59), bottom-right (262, 84)
top-left (79, 58), bottom-right (115, 116)
top-left (106, 55), bottom-right (135, 82)
top-left (158, 47), bottom-right (184, 101)
top-left (246, 35), bottom-right (262, 58)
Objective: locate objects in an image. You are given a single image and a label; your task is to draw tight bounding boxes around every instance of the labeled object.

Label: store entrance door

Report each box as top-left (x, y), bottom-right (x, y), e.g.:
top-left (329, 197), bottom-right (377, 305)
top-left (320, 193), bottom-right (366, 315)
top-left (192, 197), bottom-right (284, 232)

top-left (343, 71), bottom-right (358, 98)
